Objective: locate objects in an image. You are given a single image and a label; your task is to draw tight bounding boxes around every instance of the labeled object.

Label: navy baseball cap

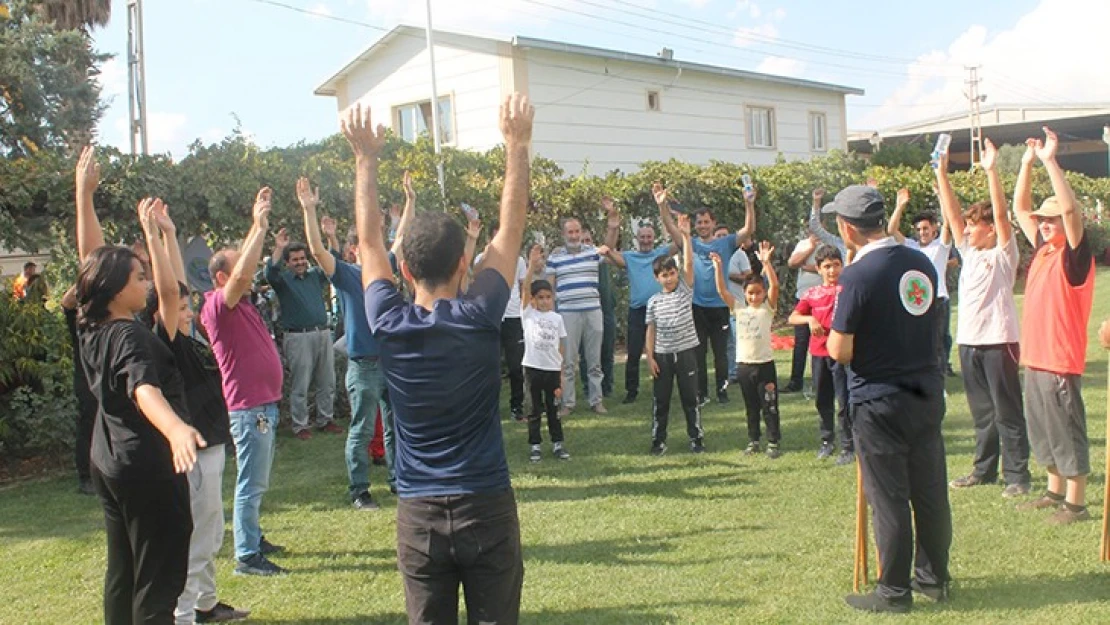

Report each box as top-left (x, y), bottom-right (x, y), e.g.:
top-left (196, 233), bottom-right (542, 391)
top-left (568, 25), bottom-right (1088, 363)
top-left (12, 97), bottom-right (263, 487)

top-left (821, 185), bottom-right (886, 225)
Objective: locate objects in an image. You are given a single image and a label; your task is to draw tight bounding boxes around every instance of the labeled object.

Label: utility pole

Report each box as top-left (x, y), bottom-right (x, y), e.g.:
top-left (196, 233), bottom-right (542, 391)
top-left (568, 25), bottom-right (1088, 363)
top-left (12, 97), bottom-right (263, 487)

top-left (425, 0), bottom-right (446, 199)
top-left (964, 66), bottom-right (986, 171)
top-left (126, 0), bottom-right (149, 155)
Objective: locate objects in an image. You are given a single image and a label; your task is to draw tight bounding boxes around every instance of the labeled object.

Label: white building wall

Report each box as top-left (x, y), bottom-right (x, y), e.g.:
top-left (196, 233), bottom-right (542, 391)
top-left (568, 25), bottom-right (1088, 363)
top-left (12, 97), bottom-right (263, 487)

top-left (522, 49), bottom-right (847, 174)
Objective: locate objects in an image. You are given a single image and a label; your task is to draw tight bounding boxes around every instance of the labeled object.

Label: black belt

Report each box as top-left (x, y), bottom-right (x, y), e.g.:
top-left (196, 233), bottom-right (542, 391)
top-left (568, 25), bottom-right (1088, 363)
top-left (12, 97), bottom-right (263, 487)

top-left (285, 325), bottom-right (328, 333)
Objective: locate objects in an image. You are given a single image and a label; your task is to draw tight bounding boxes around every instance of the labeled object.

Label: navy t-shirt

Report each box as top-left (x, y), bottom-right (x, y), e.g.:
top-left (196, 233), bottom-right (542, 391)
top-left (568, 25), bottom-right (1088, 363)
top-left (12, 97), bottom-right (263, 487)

top-left (364, 268), bottom-right (511, 497)
top-left (831, 239), bottom-right (944, 403)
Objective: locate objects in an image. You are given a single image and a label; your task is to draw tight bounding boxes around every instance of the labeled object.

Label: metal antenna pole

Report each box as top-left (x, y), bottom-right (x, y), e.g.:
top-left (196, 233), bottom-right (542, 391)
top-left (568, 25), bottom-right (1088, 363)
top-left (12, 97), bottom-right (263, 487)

top-left (425, 0), bottom-right (446, 199)
top-left (126, 0), bottom-right (149, 155)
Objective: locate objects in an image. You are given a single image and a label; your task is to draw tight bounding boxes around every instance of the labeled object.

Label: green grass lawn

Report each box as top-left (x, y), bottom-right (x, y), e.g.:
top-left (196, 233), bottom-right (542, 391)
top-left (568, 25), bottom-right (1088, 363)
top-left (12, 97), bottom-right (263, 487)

top-left (3, 270), bottom-right (1110, 624)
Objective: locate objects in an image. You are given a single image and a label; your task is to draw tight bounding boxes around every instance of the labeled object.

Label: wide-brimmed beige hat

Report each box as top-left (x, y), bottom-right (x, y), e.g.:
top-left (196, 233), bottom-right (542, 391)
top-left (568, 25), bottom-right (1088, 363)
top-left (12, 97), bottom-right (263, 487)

top-left (1030, 196), bottom-right (1063, 218)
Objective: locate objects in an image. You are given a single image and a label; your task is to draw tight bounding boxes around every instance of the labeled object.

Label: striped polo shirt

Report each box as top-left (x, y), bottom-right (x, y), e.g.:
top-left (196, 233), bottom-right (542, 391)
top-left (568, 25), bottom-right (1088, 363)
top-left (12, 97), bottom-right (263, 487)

top-left (546, 245), bottom-right (601, 312)
top-left (646, 281), bottom-right (699, 354)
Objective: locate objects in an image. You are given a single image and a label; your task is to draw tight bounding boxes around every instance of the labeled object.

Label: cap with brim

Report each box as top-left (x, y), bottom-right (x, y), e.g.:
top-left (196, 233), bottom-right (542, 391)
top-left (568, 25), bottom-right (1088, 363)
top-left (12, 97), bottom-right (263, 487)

top-left (1030, 196), bottom-right (1062, 218)
top-left (820, 185), bottom-right (886, 225)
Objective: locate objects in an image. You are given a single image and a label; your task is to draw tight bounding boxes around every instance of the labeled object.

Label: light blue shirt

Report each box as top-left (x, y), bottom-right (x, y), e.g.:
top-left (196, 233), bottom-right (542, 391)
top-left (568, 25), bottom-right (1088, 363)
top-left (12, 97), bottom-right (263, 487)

top-left (692, 234), bottom-right (738, 308)
top-left (621, 246), bottom-right (671, 309)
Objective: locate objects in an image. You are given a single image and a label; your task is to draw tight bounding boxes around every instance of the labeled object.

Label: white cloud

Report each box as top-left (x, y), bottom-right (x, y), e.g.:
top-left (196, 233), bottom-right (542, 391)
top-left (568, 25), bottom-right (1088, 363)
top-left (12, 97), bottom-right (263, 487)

top-left (732, 22), bottom-right (777, 47)
top-left (96, 57), bottom-right (127, 102)
top-left (772, 7), bottom-right (786, 20)
top-left (756, 55), bottom-right (805, 78)
top-left (104, 111), bottom-right (189, 156)
top-left (857, 0), bottom-right (1110, 131)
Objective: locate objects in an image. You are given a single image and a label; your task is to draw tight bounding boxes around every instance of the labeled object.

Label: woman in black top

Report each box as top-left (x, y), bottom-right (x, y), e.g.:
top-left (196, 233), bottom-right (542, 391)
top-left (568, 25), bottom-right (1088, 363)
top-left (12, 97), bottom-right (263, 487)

top-left (76, 147), bottom-right (205, 625)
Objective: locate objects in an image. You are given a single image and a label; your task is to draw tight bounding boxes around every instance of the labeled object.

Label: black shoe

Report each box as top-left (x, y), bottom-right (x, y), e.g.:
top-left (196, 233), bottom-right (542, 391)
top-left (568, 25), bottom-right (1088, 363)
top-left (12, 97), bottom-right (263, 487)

top-left (835, 450), bottom-right (855, 466)
top-left (910, 579), bottom-right (950, 602)
top-left (77, 479), bottom-right (95, 496)
top-left (234, 553), bottom-right (288, 576)
top-left (622, 392), bottom-right (637, 404)
top-left (259, 536), bottom-right (284, 555)
top-left (196, 601), bottom-right (251, 622)
top-left (816, 441), bottom-right (835, 460)
top-left (529, 445), bottom-right (542, 463)
top-left (782, 382), bottom-right (802, 394)
top-left (691, 439), bottom-right (706, 453)
top-left (650, 442), bottom-right (667, 456)
top-left (553, 443), bottom-right (570, 460)
top-left (352, 491), bottom-right (380, 511)
top-left (844, 591), bottom-right (911, 613)
top-left (717, 391), bottom-right (729, 404)
top-left (511, 408), bottom-right (525, 422)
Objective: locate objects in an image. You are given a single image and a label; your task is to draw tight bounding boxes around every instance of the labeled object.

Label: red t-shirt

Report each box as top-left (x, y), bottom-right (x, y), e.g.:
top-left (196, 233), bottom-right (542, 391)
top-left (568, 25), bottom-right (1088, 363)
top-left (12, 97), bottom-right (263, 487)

top-left (794, 283), bottom-right (840, 358)
top-left (199, 289), bottom-right (283, 412)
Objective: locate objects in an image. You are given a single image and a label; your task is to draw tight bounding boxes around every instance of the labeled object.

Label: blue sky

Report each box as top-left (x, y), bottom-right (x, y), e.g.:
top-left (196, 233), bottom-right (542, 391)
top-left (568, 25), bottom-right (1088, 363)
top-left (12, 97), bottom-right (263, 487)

top-left (90, 0), bottom-right (1106, 156)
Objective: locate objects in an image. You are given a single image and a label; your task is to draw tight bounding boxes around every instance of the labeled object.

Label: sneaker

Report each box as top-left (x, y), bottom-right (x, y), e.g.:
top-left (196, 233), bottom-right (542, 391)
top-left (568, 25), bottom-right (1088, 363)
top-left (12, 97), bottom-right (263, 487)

top-left (592, 402), bottom-right (608, 415)
top-left (319, 422), bottom-right (344, 434)
top-left (691, 439), bottom-right (706, 453)
top-left (835, 450), bottom-right (855, 466)
top-left (1048, 506), bottom-right (1091, 525)
top-left (1001, 483), bottom-right (1031, 498)
top-left (910, 579), bottom-right (950, 602)
top-left (529, 445), bottom-right (542, 463)
top-left (511, 408), bottom-right (525, 422)
top-left (743, 441), bottom-right (761, 456)
top-left (782, 382), bottom-right (802, 394)
top-left (717, 391), bottom-right (729, 404)
top-left (77, 479), bottom-right (95, 496)
top-left (558, 406), bottom-right (573, 418)
top-left (650, 442), bottom-right (667, 456)
top-left (949, 473), bottom-right (996, 489)
top-left (294, 430), bottom-right (312, 441)
top-left (259, 536), bottom-right (284, 555)
top-left (234, 553), bottom-right (287, 576)
top-left (765, 443), bottom-right (781, 459)
top-left (352, 491), bottom-right (380, 511)
top-left (844, 591), bottom-right (911, 614)
top-left (1016, 493), bottom-right (1065, 512)
top-left (816, 441), bottom-right (834, 460)
top-left (553, 443), bottom-right (570, 461)
top-left (622, 392), bottom-right (637, 404)
top-left (196, 601), bottom-right (250, 622)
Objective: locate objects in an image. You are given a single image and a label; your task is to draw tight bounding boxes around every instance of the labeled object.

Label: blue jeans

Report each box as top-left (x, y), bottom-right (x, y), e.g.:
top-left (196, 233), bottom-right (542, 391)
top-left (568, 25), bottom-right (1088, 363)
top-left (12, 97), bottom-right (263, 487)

top-left (345, 358), bottom-right (385, 498)
top-left (228, 403), bottom-right (278, 561)
top-left (380, 390), bottom-right (396, 490)
top-left (727, 317), bottom-right (737, 379)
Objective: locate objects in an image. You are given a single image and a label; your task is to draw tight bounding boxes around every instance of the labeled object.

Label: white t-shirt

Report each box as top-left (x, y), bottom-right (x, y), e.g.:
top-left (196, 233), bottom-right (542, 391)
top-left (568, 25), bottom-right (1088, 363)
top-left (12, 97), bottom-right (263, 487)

top-left (474, 254), bottom-right (527, 319)
top-left (956, 237), bottom-right (1020, 346)
top-left (792, 241), bottom-right (822, 299)
top-left (734, 301), bottom-right (775, 364)
top-left (904, 238), bottom-right (951, 299)
top-left (521, 306), bottom-right (566, 371)
top-left (726, 248), bottom-right (753, 303)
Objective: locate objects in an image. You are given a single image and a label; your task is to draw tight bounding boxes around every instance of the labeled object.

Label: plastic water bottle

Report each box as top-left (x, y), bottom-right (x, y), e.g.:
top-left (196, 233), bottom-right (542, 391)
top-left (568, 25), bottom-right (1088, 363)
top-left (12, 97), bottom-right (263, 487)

top-left (741, 174), bottom-right (753, 192)
top-left (930, 134), bottom-right (951, 169)
top-left (461, 202), bottom-right (479, 221)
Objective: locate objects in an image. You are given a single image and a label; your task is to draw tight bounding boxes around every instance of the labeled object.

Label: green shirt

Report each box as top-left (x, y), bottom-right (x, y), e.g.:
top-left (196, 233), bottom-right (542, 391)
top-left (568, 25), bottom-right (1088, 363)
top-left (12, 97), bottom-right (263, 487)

top-left (265, 258), bottom-right (329, 330)
top-left (598, 261), bottom-right (615, 311)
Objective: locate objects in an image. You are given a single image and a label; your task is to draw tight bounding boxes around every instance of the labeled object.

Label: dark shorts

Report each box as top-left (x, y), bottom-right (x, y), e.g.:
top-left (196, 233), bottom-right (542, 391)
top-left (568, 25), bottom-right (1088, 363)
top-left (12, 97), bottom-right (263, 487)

top-left (1024, 368), bottom-right (1089, 476)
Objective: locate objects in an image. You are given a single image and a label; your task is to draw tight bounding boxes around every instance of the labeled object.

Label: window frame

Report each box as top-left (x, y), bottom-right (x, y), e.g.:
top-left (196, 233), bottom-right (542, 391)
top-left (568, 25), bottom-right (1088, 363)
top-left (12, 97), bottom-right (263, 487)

top-left (745, 105), bottom-right (776, 149)
top-left (392, 94), bottom-right (456, 146)
top-left (809, 111), bottom-right (828, 152)
top-left (646, 90), bottom-right (661, 112)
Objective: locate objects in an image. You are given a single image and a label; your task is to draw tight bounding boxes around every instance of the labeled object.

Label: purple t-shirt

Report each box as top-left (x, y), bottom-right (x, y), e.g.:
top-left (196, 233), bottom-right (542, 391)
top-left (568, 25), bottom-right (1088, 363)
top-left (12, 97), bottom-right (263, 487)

top-left (199, 289), bottom-right (283, 412)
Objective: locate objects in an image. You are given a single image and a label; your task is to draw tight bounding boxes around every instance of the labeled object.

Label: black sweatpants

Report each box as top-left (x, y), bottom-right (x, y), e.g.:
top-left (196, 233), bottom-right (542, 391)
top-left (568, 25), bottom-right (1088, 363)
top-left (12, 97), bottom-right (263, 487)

top-left (92, 467), bottom-right (192, 625)
top-left (789, 323), bottom-right (811, 389)
top-left (735, 361), bottom-right (780, 444)
top-left (75, 373), bottom-right (96, 482)
top-left (959, 343), bottom-right (1030, 485)
top-left (625, 306), bottom-right (648, 397)
top-left (935, 298), bottom-right (953, 371)
top-left (812, 355), bottom-right (852, 450)
top-left (501, 317), bottom-right (525, 414)
top-left (652, 348), bottom-right (703, 445)
top-left (692, 305), bottom-right (730, 400)
top-left (854, 390), bottom-right (951, 600)
top-left (526, 367), bottom-right (564, 445)
top-left (396, 488), bottom-right (523, 625)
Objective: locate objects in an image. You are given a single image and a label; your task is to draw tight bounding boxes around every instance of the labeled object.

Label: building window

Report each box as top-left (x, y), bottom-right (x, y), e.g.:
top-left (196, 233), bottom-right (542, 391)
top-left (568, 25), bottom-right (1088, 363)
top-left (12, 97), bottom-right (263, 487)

top-left (810, 112), bottom-right (827, 151)
top-left (647, 90), bottom-right (661, 112)
top-left (394, 95), bottom-right (454, 145)
top-left (746, 106), bottom-right (775, 149)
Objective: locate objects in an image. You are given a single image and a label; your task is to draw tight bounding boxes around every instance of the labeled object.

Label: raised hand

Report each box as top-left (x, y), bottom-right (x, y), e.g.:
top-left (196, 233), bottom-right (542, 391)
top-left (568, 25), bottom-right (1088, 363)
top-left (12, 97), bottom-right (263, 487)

top-left (340, 103), bottom-right (388, 159)
top-left (498, 93), bottom-right (534, 146)
top-left (296, 177), bottom-right (320, 213)
top-left (866, 178), bottom-right (879, 189)
top-left (743, 185), bottom-right (757, 204)
top-left (652, 181), bottom-right (669, 207)
top-left (756, 240), bottom-right (774, 265)
top-left (896, 188), bottom-right (910, 209)
top-left (596, 244), bottom-right (611, 256)
top-left (1021, 138), bottom-right (1037, 166)
top-left (709, 251), bottom-right (722, 268)
top-left (812, 187), bottom-right (825, 203)
top-left (253, 187), bottom-right (273, 227)
top-left (465, 215), bottom-right (481, 240)
top-left (1034, 126), bottom-right (1058, 162)
top-left (980, 138), bottom-right (998, 171)
top-left (152, 199), bottom-right (176, 234)
top-left (528, 245), bottom-right (545, 273)
top-left (677, 213), bottom-right (691, 236)
top-left (389, 203), bottom-right (402, 223)
top-left (934, 149), bottom-right (950, 173)
top-left (76, 145), bottom-right (100, 195)
top-left (402, 170), bottom-right (415, 201)
top-left (137, 197), bottom-right (160, 235)
top-left (275, 227), bottom-right (290, 250)
top-left (602, 197), bottom-right (620, 226)
top-left (321, 216), bottom-right (337, 238)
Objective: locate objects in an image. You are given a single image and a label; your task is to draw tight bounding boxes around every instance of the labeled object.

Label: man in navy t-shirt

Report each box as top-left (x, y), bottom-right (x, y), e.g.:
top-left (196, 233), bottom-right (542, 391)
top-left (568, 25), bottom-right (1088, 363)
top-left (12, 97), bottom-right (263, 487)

top-left (347, 95), bottom-right (535, 624)
top-left (826, 185), bottom-right (952, 614)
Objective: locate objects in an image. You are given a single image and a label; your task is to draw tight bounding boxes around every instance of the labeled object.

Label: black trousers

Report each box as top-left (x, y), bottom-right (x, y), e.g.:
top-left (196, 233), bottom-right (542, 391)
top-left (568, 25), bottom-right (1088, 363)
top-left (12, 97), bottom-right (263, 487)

top-left (625, 306), bottom-right (648, 396)
top-left (526, 367), bottom-right (564, 445)
top-left (789, 323), bottom-right (811, 388)
top-left (75, 373), bottom-right (96, 481)
top-left (812, 355), bottom-right (852, 450)
top-left (602, 302), bottom-right (616, 396)
top-left (692, 305), bottom-right (730, 400)
top-left (652, 348), bottom-right (703, 444)
top-left (735, 361), bottom-right (780, 444)
top-left (959, 344), bottom-right (1031, 485)
top-left (500, 318), bottom-right (525, 413)
top-left (396, 488), bottom-right (524, 625)
top-left (855, 390), bottom-right (951, 599)
top-left (92, 467), bottom-right (192, 625)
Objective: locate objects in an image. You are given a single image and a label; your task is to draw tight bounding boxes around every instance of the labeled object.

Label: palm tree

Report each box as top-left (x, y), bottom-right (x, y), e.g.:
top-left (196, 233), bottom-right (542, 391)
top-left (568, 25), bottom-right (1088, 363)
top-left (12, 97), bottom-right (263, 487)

top-left (35, 0), bottom-right (112, 31)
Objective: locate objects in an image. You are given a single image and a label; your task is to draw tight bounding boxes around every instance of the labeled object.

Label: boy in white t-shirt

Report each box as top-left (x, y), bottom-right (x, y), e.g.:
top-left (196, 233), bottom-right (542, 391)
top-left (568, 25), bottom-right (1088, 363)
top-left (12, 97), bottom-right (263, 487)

top-left (521, 246), bottom-right (569, 463)
top-left (712, 242), bottom-right (781, 458)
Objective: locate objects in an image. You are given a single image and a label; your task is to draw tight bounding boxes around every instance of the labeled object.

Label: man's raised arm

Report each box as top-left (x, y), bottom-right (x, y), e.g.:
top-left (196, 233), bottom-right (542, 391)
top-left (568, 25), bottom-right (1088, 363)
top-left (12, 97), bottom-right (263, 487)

top-left (223, 188), bottom-right (272, 309)
top-left (478, 93), bottom-right (535, 287)
top-left (1035, 127), bottom-right (1084, 250)
top-left (75, 146), bottom-right (105, 260)
top-left (391, 170), bottom-right (417, 257)
top-left (1013, 138), bottom-right (1039, 246)
top-left (297, 177), bottom-right (336, 277)
top-left (737, 186), bottom-right (756, 244)
top-left (342, 104), bottom-right (394, 288)
top-left (654, 182), bottom-right (682, 244)
top-left (932, 151), bottom-right (966, 249)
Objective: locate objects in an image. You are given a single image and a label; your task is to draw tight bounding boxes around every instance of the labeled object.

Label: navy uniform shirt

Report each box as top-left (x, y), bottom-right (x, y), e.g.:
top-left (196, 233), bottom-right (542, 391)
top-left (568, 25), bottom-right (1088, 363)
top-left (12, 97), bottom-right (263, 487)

top-left (831, 237), bottom-right (943, 403)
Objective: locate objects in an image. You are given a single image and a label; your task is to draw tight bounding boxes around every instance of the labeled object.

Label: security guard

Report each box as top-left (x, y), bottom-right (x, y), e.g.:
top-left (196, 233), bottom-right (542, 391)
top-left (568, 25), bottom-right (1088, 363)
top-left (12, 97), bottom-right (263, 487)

top-left (825, 185), bottom-right (953, 613)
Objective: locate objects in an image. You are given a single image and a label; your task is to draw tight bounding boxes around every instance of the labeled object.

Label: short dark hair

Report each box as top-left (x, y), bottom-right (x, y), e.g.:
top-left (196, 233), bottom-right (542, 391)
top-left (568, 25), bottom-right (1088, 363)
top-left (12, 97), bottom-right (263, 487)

top-left (530, 279), bottom-right (553, 296)
top-left (76, 246), bottom-right (139, 330)
top-left (23, 261), bottom-right (36, 270)
top-left (402, 212), bottom-right (466, 288)
top-left (694, 208), bottom-right (716, 221)
top-left (815, 245), bottom-right (843, 266)
top-left (963, 201), bottom-right (993, 225)
top-left (912, 212), bottom-right (938, 226)
top-left (744, 275), bottom-right (766, 289)
top-left (652, 255), bottom-right (677, 275)
top-left (346, 229), bottom-right (359, 249)
top-left (283, 242), bottom-right (309, 261)
top-left (144, 281), bottom-right (190, 327)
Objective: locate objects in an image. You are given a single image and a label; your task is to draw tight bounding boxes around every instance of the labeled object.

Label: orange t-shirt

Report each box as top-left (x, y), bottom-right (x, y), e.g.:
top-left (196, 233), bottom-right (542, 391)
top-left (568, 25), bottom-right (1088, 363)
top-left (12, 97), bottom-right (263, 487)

top-left (1020, 234), bottom-right (1095, 375)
